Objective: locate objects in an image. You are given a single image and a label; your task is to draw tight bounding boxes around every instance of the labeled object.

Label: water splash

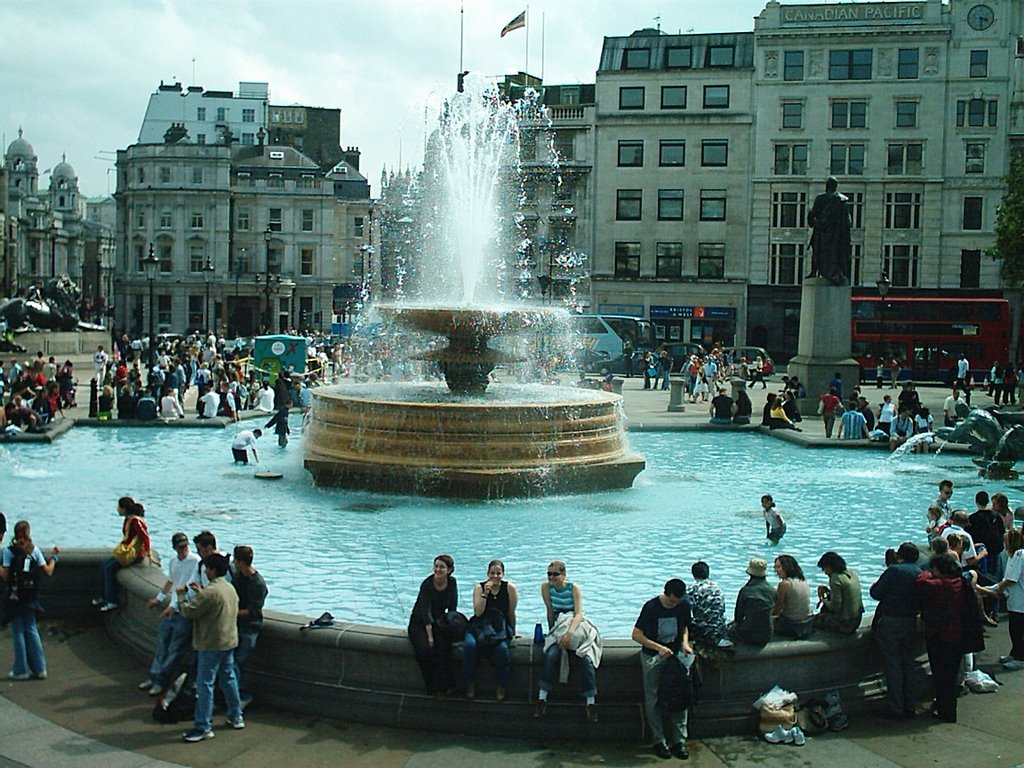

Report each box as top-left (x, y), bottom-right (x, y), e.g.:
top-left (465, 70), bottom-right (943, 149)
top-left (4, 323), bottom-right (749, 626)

top-left (888, 432), bottom-right (935, 459)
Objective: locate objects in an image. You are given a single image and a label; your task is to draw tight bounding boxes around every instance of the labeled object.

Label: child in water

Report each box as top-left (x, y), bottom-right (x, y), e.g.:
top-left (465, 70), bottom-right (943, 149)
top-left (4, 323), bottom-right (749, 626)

top-left (761, 494), bottom-right (786, 545)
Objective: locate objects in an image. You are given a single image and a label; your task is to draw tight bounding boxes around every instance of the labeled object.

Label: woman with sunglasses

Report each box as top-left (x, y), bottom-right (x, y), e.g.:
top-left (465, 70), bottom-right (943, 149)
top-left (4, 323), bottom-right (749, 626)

top-left (536, 560), bottom-right (599, 722)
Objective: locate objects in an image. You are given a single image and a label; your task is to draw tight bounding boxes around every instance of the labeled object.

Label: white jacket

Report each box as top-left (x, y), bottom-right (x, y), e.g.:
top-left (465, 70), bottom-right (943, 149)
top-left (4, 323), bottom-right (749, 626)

top-left (543, 612), bottom-right (603, 682)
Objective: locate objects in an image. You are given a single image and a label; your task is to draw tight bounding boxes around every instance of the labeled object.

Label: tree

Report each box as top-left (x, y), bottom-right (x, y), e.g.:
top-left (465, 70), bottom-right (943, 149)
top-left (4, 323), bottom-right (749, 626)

top-left (989, 147), bottom-right (1024, 285)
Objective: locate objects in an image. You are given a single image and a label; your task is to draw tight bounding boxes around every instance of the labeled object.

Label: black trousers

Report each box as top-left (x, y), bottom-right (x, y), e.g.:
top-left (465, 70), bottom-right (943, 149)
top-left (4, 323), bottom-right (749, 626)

top-left (926, 637), bottom-right (961, 722)
top-left (408, 622), bottom-right (454, 695)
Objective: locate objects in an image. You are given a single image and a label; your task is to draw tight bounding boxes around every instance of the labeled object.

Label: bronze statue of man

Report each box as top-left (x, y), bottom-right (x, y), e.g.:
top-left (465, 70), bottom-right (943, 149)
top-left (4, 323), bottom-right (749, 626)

top-left (807, 176), bottom-right (852, 285)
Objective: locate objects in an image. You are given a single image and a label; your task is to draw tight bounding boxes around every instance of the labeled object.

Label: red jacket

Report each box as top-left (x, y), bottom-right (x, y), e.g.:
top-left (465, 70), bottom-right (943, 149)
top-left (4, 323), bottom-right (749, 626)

top-left (915, 569), bottom-right (963, 643)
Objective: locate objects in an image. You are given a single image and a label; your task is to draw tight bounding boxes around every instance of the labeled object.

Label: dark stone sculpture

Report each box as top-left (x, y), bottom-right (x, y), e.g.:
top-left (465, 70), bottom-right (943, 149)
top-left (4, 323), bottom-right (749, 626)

top-left (936, 405), bottom-right (1024, 479)
top-left (807, 177), bottom-right (853, 286)
top-left (0, 275), bottom-right (84, 332)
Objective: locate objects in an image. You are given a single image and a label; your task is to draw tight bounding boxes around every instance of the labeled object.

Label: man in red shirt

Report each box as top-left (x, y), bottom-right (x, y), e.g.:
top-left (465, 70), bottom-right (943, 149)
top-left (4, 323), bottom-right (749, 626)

top-left (819, 387), bottom-right (842, 438)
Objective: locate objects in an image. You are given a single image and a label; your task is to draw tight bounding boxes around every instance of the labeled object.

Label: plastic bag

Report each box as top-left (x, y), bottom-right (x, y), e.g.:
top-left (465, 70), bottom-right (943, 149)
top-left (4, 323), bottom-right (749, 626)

top-left (964, 669), bottom-right (1000, 693)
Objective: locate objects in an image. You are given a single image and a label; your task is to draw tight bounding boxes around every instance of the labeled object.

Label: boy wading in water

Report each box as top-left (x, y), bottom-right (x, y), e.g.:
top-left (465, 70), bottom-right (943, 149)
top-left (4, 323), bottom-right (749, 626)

top-left (762, 494), bottom-right (786, 545)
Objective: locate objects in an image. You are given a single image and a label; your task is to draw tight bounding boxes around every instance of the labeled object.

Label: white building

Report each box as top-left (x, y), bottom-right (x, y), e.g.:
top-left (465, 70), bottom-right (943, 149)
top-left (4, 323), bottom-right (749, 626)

top-left (137, 81), bottom-right (269, 148)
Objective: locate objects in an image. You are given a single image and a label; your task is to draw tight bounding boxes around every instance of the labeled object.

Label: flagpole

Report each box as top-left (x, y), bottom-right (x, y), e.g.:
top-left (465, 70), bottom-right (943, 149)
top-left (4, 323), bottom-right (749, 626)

top-left (459, 0), bottom-right (464, 74)
top-left (525, 6), bottom-right (529, 77)
top-left (541, 12), bottom-right (545, 81)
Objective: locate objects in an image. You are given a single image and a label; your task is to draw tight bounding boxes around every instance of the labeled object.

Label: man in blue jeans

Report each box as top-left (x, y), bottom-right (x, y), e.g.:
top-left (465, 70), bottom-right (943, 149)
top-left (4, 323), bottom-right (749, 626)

top-left (177, 553), bottom-right (243, 742)
top-left (231, 545), bottom-right (267, 707)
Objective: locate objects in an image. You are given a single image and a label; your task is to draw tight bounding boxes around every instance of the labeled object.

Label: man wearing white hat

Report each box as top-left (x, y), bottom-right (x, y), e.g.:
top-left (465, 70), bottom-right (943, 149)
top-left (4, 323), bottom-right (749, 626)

top-left (728, 558), bottom-right (776, 645)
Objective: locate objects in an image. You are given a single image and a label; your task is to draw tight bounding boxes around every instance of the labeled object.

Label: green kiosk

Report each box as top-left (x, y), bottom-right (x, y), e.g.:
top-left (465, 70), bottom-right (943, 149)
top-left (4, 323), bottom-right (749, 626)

top-left (253, 335), bottom-right (307, 385)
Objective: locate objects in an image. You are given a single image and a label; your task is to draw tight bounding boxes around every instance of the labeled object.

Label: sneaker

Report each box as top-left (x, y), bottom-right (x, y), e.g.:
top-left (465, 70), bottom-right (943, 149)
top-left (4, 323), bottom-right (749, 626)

top-left (138, 679), bottom-right (154, 690)
top-left (1002, 659), bottom-right (1024, 670)
top-left (670, 741), bottom-right (690, 759)
top-left (999, 654), bottom-right (1013, 664)
top-left (148, 683), bottom-right (164, 696)
top-left (585, 703), bottom-right (599, 723)
top-left (533, 700), bottom-right (547, 718)
top-left (764, 725), bottom-right (794, 744)
top-left (653, 742), bottom-right (672, 760)
top-left (31, 671), bottom-right (47, 680)
top-left (182, 728), bottom-right (215, 743)
top-left (226, 716), bottom-right (245, 730)
top-left (791, 726), bottom-right (806, 746)
top-left (8, 672), bottom-right (30, 681)
top-left (91, 597), bottom-right (105, 607)
top-left (716, 637), bottom-right (735, 649)
top-left (99, 601), bottom-right (119, 612)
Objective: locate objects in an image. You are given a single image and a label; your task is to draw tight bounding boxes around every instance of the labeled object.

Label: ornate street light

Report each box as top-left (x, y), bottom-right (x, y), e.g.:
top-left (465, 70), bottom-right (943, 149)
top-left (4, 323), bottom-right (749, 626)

top-left (202, 256), bottom-right (216, 333)
top-left (261, 225), bottom-right (279, 332)
top-left (142, 243), bottom-right (159, 366)
top-left (876, 271), bottom-right (891, 379)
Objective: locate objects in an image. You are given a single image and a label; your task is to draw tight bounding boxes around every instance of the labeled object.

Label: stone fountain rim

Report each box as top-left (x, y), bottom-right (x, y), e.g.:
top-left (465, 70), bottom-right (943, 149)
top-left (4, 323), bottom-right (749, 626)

top-left (312, 384), bottom-right (622, 409)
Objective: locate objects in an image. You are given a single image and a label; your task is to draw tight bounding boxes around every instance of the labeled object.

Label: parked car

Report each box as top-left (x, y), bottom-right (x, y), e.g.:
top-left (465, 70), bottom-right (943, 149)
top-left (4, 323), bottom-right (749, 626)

top-left (726, 346), bottom-right (775, 375)
top-left (656, 342), bottom-right (707, 373)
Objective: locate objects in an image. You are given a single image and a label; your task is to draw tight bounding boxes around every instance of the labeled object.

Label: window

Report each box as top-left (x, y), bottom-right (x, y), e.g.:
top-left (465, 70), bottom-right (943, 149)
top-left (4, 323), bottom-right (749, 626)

top-left (956, 98), bottom-right (998, 127)
top-left (555, 135), bottom-right (574, 160)
top-left (703, 85), bottom-right (729, 109)
top-left (267, 173), bottom-right (284, 189)
top-left (965, 142), bottom-right (986, 174)
top-left (619, 87), bottom-right (645, 110)
top-left (157, 295), bottom-right (172, 328)
top-left (616, 189), bottom-right (642, 220)
top-left (848, 191), bottom-right (865, 228)
top-left (299, 296), bottom-right (314, 327)
top-left (158, 242), bottom-right (172, 273)
top-left (299, 174), bottom-right (319, 190)
top-left (267, 246), bottom-right (282, 274)
top-left (771, 191), bottom-right (807, 228)
top-left (887, 143), bottom-right (923, 175)
top-left (197, 107), bottom-right (206, 122)
top-left (160, 209), bottom-right (172, 229)
top-left (268, 208), bottom-right (283, 232)
top-left (830, 144), bottom-right (865, 175)
top-left (831, 100), bottom-right (867, 128)
top-left (618, 140), bottom-right (644, 167)
top-left (769, 243), bottom-right (805, 285)
top-left (707, 45), bottom-right (735, 67)
top-left (196, 134), bottom-right (206, 145)
top-left (661, 86), bottom-right (686, 109)
top-left (656, 243), bottom-right (683, 278)
top-left (159, 166), bottom-right (171, 184)
top-left (895, 100), bottom-right (918, 128)
top-left (301, 248), bottom-right (315, 276)
top-left (190, 244), bottom-right (205, 273)
top-left (784, 50), bottom-right (804, 81)
top-left (963, 197), bottom-right (983, 230)
top-left (658, 190), bottom-right (684, 220)
top-left (191, 210), bottom-right (204, 229)
top-left (884, 192), bottom-right (922, 229)
top-left (698, 243), bottom-right (725, 279)
top-left (829, 49), bottom-right (873, 80)
top-left (970, 50), bottom-right (988, 78)
top-left (897, 48), bottom-right (919, 79)
top-left (236, 172), bottom-right (252, 187)
top-left (623, 48), bottom-right (650, 69)
top-left (702, 140), bottom-right (729, 167)
top-left (961, 250), bottom-right (981, 289)
top-left (192, 167), bottom-right (203, 185)
top-left (700, 190), bottom-right (727, 221)
top-left (614, 242), bottom-right (640, 277)
top-left (242, 133), bottom-right (255, 146)
top-left (242, 108), bottom-right (255, 123)
top-left (781, 102), bottom-right (803, 129)
top-left (216, 107), bottom-right (226, 122)
top-left (774, 144), bottom-right (808, 175)
top-left (665, 47), bottom-right (691, 68)
top-left (882, 244), bottom-right (919, 287)
top-left (188, 295), bottom-right (204, 329)
top-left (301, 209), bottom-right (314, 232)
top-left (237, 208), bottom-right (250, 231)
top-left (135, 208), bottom-right (145, 229)
top-left (137, 167), bottom-right (145, 184)
top-left (354, 216), bottom-right (365, 237)
top-left (659, 140), bottom-right (685, 166)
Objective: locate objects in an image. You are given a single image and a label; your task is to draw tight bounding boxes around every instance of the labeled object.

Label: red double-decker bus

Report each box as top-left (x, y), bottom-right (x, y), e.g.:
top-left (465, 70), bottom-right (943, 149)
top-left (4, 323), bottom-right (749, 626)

top-left (851, 295), bottom-right (1011, 383)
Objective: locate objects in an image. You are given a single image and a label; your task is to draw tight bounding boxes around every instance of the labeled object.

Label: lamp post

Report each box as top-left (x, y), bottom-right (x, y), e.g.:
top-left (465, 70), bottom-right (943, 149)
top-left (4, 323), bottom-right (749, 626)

top-left (876, 271), bottom-right (891, 383)
top-left (261, 226), bottom-right (277, 332)
top-left (142, 243), bottom-right (159, 366)
top-left (202, 256), bottom-right (215, 333)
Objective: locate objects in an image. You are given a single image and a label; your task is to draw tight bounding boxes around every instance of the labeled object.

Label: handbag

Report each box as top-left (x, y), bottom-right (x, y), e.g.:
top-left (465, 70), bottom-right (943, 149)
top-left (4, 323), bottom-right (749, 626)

top-left (113, 537), bottom-right (140, 566)
top-left (435, 610), bottom-right (469, 642)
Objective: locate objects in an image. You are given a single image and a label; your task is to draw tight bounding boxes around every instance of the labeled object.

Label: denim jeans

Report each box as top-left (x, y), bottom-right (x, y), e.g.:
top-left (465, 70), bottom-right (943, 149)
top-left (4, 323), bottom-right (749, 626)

top-left (148, 612), bottom-right (192, 687)
top-left (539, 642), bottom-right (596, 698)
top-left (99, 556), bottom-right (121, 603)
top-left (9, 610), bottom-right (46, 677)
top-left (461, 631), bottom-right (510, 687)
top-left (234, 625), bottom-right (261, 697)
top-left (873, 614), bottom-right (918, 715)
top-left (193, 649), bottom-right (241, 732)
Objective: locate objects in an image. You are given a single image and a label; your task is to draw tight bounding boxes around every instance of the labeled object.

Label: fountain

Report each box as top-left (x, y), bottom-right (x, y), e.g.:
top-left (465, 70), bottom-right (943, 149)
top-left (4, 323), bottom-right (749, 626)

top-left (304, 78), bottom-right (644, 497)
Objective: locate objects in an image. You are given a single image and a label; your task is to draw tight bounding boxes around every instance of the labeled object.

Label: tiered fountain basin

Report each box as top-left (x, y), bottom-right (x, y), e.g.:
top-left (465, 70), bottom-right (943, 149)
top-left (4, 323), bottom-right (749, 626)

top-left (304, 305), bottom-right (645, 498)
top-left (303, 383), bottom-right (645, 498)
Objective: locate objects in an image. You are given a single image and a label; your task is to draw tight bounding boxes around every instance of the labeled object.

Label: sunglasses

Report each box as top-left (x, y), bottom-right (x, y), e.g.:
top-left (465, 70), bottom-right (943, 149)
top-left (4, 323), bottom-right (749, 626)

top-left (547, 571), bottom-right (562, 578)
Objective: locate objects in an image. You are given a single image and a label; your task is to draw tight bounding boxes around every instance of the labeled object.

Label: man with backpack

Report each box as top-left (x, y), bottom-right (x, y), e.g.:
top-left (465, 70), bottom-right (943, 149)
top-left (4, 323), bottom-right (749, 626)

top-left (632, 578), bottom-right (694, 760)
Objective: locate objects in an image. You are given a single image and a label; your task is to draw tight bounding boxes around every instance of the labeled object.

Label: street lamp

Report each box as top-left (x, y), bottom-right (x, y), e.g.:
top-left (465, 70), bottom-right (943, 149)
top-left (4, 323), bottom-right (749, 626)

top-left (876, 271), bottom-right (891, 382)
top-left (202, 256), bottom-right (215, 333)
top-left (142, 243), bottom-right (159, 366)
top-left (261, 226), bottom-right (279, 332)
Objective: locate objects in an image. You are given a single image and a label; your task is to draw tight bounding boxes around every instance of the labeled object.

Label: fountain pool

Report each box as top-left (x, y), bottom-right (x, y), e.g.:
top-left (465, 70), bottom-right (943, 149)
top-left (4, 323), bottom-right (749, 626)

top-left (2, 422), bottom-right (1008, 635)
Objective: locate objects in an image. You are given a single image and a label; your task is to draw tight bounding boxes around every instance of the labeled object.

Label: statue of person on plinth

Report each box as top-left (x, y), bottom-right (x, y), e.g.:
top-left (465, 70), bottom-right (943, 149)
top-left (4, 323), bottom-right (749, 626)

top-left (806, 176), bottom-right (852, 286)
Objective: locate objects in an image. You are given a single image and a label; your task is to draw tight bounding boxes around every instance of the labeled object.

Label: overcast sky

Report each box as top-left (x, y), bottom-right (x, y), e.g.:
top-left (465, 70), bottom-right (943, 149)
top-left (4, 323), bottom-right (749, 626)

top-left (3, 0), bottom-right (786, 198)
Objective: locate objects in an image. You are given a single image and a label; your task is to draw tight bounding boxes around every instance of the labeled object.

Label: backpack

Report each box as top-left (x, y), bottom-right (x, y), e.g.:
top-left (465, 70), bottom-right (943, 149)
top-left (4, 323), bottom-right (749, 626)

top-left (656, 655), bottom-right (695, 712)
top-left (152, 671), bottom-right (196, 723)
top-left (3, 545), bottom-right (41, 617)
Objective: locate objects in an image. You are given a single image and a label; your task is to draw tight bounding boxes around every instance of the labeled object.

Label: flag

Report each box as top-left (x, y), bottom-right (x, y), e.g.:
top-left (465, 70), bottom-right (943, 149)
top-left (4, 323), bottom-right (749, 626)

top-left (500, 10), bottom-right (526, 37)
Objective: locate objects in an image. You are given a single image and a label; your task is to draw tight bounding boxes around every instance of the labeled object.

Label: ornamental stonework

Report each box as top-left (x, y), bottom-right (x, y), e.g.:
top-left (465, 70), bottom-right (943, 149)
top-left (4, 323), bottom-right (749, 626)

top-left (765, 50), bottom-right (779, 79)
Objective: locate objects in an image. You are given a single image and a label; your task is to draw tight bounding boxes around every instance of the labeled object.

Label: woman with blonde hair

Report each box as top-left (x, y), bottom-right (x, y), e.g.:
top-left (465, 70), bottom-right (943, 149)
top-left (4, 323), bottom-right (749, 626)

top-left (1, 520), bottom-right (59, 679)
top-left (979, 527), bottom-right (1024, 670)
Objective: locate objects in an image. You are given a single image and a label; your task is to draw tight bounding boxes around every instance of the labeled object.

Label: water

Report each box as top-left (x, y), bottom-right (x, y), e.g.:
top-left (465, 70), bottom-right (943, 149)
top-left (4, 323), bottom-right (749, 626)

top-left (2, 424), bottom-right (1011, 636)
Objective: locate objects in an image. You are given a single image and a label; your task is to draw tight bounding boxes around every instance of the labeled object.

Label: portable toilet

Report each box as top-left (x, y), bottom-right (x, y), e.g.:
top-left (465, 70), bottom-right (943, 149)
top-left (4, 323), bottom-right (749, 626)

top-left (253, 335), bottom-right (307, 385)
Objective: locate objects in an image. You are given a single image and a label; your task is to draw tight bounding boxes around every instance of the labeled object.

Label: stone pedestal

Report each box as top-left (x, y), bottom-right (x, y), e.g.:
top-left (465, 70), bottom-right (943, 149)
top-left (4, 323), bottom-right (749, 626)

top-left (787, 277), bottom-right (860, 415)
top-left (668, 378), bottom-right (687, 412)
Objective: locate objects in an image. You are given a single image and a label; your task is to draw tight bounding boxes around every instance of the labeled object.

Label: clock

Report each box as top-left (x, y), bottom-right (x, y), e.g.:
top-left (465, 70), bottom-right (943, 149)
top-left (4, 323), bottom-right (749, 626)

top-left (968, 4), bottom-right (994, 31)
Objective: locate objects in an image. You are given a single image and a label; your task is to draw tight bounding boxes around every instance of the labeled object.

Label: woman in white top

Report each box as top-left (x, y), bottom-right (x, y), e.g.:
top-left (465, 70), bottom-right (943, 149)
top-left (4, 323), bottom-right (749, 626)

top-left (877, 395), bottom-right (896, 435)
top-left (256, 383), bottom-right (276, 412)
top-left (159, 388), bottom-right (184, 418)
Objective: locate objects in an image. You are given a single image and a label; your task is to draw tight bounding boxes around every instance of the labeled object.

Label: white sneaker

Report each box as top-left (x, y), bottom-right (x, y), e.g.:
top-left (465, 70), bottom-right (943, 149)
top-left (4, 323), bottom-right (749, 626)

top-left (148, 683), bottom-right (164, 696)
top-left (791, 726), bottom-right (806, 746)
top-left (139, 679), bottom-right (153, 690)
top-left (764, 725), bottom-right (794, 744)
top-left (99, 602), bottom-right (119, 612)
top-left (998, 654), bottom-right (1014, 664)
top-left (717, 637), bottom-right (735, 648)
top-left (226, 716), bottom-right (245, 730)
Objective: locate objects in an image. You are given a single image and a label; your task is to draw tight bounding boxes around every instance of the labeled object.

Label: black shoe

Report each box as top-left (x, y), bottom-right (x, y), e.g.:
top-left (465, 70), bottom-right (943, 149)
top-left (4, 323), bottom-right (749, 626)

top-left (653, 743), bottom-right (672, 760)
top-left (534, 700), bottom-right (547, 718)
top-left (585, 703), bottom-right (598, 723)
top-left (670, 742), bottom-right (689, 760)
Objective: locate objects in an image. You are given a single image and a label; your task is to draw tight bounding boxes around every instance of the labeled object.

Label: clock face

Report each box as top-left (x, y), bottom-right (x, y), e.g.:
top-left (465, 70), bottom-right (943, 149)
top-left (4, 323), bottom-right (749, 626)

top-left (968, 4), bottom-right (994, 31)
